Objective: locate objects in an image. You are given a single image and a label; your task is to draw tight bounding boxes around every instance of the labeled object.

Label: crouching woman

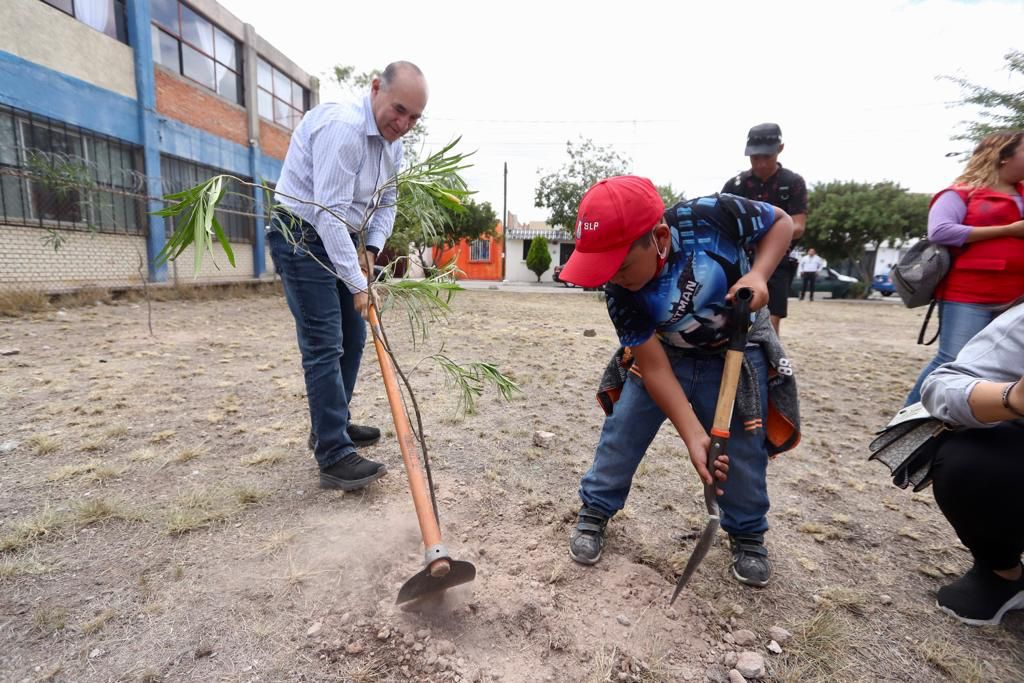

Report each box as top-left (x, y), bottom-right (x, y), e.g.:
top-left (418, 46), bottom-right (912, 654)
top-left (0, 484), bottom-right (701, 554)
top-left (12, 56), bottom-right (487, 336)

top-left (921, 300), bottom-right (1024, 626)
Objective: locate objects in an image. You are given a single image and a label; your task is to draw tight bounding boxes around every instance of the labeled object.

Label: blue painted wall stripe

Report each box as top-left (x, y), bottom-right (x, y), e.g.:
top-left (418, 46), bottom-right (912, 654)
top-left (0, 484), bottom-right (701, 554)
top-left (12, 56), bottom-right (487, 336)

top-left (0, 50), bottom-right (140, 144)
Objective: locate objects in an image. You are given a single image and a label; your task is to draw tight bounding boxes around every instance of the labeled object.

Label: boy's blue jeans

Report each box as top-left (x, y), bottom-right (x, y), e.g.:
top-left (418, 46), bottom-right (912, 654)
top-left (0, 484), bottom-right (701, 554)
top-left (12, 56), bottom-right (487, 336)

top-left (579, 347), bottom-right (770, 536)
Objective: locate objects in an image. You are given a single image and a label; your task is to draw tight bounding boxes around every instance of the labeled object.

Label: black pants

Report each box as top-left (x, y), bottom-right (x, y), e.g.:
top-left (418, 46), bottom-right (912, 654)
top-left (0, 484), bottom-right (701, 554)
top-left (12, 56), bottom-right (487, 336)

top-left (799, 272), bottom-right (817, 300)
top-left (931, 423), bottom-right (1024, 571)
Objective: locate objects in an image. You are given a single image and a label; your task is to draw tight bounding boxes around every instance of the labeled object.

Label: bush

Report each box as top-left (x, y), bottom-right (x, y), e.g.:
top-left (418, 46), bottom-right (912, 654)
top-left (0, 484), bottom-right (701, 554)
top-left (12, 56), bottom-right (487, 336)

top-left (526, 236), bottom-right (552, 282)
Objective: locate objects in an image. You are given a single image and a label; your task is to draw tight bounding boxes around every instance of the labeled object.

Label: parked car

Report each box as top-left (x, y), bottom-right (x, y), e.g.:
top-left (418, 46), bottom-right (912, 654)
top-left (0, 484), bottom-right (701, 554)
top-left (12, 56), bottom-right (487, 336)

top-left (553, 264), bottom-right (575, 287)
top-left (789, 268), bottom-right (858, 299)
top-left (871, 273), bottom-right (896, 297)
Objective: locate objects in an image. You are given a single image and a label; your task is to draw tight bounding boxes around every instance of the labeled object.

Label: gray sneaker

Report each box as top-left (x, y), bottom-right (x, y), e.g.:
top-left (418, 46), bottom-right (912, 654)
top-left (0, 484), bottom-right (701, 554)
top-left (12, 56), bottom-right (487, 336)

top-left (569, 506), bottom-right (609, 565)
top-left (729, 533), bottom-right (772, 587)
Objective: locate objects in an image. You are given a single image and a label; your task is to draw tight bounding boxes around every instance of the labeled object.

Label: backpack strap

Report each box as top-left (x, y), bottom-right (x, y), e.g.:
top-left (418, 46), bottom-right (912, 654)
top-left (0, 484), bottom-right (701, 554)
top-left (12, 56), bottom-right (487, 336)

top-left (917, 299), bottom-right (940, 345)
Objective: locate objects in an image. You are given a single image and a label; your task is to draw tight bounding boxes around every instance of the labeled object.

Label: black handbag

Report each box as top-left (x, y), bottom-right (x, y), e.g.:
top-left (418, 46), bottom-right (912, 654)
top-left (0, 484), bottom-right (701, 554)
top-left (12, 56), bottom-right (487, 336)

top-left (868, 402), bottom-right (950, 492)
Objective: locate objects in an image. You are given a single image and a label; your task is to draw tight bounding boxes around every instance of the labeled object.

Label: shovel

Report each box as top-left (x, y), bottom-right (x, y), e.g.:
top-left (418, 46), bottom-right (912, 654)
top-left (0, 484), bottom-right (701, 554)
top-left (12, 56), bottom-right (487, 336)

top-left (367, 303), bottom-right (476, 605)
top-left (670, 287), bottom-right (753, 605)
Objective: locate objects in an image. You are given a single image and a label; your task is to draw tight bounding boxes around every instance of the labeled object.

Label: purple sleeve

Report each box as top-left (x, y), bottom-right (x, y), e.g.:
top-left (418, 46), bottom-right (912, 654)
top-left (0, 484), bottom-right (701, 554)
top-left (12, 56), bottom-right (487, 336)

top-left (927, 190), bottom-right (970, 246)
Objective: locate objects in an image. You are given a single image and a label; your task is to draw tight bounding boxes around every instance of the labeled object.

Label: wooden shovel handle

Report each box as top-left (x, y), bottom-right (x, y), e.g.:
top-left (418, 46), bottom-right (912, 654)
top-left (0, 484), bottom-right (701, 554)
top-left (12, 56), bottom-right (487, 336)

top-left (368, 303), bottom-right (450, 577)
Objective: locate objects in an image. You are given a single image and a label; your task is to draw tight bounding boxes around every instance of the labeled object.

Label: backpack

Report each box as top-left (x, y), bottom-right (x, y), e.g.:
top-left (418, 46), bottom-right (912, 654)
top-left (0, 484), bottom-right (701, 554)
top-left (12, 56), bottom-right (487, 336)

top-left (890, 239), bottom-right (951, 345)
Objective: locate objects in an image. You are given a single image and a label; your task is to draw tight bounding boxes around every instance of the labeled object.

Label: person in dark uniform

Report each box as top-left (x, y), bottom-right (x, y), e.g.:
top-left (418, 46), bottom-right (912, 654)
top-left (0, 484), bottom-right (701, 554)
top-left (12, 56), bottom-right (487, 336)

top-left (722, 123), bottom-right (807, 335)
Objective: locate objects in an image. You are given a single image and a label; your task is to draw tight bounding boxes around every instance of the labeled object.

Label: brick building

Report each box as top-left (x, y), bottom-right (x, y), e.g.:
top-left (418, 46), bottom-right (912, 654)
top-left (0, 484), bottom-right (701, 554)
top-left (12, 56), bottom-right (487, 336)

top-left (0, 0), bottom-right (318, 290)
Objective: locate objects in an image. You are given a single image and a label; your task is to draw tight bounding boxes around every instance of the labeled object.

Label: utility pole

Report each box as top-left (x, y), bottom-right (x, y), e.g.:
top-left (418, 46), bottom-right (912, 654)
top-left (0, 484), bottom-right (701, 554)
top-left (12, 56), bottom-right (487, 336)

top-left (502, 162), bottom-right (508, 282)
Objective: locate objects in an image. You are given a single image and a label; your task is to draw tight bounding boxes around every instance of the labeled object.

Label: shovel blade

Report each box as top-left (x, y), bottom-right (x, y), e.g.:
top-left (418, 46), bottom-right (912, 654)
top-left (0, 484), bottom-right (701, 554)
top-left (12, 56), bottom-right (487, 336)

top-left (396, 559), bottom-right (476, 605)
top-left (669, 517), bottom-right (719, 605)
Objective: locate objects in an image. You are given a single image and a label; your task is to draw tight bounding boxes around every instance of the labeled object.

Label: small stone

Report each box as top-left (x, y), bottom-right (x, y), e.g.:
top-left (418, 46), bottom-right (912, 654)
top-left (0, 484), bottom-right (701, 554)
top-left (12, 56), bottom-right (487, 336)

top-left (616, 614), bottom-right (631, 626)
top-left (306, 622), bottom-right (322, 637)
top-left (0, 348), bottom-right (20, 356)
top-left (413, 643), bottom-right (424, 652)
top-left (89, 648), bottom-right (103, 659)
top-left (377, 629), bottom-right (391, 640)
top-left (767, 640), bottom-right (782, 655)
top-left (728, 670), bottom-right (748, 683)
top-left (767, 626), bottom-right (792, 644)
top-left (340, 612), bottom-right (352, 624)
top-left (723, 632), bottom-right (735, 644)
top-left (732, 629), bottom-right (756, 647)
top-left (723, 652), bottom-right (738, 668)
top-left (617, 673), bottom-right (629, 682)
top-left (436, 639), bottom-right (456, 655)
top-left (0, 441), bottom-right (17, 453)
top-left (729, 603), bottom-right (744, 617)
top-left (533, 430), bottom-right (556, 447)
top-left (735, 652), bottom-right (765, 679)
top-left (417, 628), bottom-right (431, 640)
top-left (704, 664), bottom-right (729, 683)
top-left (583, 329), bottom-right (596, 337)
top-left (879, 594), bottom-right (893, 605)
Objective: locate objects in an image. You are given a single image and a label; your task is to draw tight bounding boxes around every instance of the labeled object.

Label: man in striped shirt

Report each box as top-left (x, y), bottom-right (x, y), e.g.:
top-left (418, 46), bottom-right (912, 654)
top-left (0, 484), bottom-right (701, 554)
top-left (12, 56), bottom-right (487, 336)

top-left (269, 61), bottom-right (427, 490)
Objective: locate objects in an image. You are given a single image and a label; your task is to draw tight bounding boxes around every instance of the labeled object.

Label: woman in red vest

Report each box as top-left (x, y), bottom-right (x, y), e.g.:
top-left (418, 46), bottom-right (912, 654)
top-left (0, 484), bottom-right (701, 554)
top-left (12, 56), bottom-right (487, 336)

top-left (906, 131), bottom-right (1024, 405)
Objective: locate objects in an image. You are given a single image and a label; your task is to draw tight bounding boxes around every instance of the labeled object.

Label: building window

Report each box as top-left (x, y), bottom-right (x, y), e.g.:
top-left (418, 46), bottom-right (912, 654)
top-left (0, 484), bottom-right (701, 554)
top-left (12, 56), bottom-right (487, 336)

top-left (0, 105), bottom-right (145, 235)
top-left (257, 57), bottom-right (308, 130)
top-left (470, 239), bottom-right (490, 262)
top-left (151, 0), bottom-right (242, 104)
top-left (521, 238), bottom-right (532, 260)
top-left (40, 0), bottom-right (129, 44)
top-left (159, 155), bottom-right (255, 244)
top-left (559, 242), bottom-right (575, 265)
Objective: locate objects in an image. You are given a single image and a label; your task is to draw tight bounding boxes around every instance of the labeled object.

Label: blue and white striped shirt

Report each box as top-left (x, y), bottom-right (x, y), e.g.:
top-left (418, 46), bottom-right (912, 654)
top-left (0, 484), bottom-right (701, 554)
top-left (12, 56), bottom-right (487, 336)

top-left (275, 96), bottom-right (403, 293)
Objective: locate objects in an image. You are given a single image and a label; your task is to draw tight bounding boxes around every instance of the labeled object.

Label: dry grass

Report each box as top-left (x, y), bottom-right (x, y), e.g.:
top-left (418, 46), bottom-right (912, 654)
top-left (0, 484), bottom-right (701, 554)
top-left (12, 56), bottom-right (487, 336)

top-left (164, 488), bottom-right (241, 535)
top-left (243, 449), bottom-right (286, 466)
top-left (173, 446), bottom-right (206, 463)
top-left (46, 462), bottom-right (100, 481)
top-left (73, 498), bottom-right (134, 526)
top-left (0, 506), bottom-right (68, 553)
top-left (259, 529), bottom-right (298, 557)
top-left (817, 587), bottom-right (871, 616)
top-left (0, 288), bottom-right (50, 316)
top-left (129, 447), bottom-right (157, 461)
top-left (773, 609), bottom-right (858, 682)
top-left (79, 608), bottom-right (118, 635)
top-left (27, 434), bottom-right (60, 455)
top-left (917, 637), bottom-right (989, 682)
top-left (232, 487), bottom-right (270, 506)
top-left (32, 606), bottom-right (68, 634)
top-left (0, 555), bottom-right (57, 579)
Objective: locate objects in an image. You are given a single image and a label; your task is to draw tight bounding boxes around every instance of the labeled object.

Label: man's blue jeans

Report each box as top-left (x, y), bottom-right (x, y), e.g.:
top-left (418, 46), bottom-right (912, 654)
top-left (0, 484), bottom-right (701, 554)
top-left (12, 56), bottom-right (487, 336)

top-left (905, 301), bottom-right (999, 406)
top-left (579, 347), bottom-right (771, 536)
top-left (268, 215), bottom-right (366, 469)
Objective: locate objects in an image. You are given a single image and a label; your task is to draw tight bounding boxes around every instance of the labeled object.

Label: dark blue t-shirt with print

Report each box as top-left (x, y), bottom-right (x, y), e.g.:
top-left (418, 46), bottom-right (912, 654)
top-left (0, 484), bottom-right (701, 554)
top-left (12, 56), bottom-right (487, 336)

top-left (605, 194), bottom-right (776, 349)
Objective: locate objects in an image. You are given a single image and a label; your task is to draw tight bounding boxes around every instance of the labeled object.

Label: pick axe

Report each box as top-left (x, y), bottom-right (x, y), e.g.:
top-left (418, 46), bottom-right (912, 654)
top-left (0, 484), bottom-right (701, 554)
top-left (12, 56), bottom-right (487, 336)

top-left (669, 287), bottom-right (753, 605)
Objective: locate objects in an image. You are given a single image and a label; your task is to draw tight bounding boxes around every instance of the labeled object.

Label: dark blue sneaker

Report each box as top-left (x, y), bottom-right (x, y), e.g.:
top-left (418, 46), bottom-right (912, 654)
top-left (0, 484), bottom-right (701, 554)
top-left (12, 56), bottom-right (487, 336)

top-left (569, 506), bottom-right (609, 565)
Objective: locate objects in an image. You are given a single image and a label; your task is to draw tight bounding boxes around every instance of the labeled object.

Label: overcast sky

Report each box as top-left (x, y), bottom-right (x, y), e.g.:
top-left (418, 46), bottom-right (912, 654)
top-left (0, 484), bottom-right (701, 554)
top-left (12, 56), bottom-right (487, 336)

top-left (221, 0), bottom-right (1022, 224)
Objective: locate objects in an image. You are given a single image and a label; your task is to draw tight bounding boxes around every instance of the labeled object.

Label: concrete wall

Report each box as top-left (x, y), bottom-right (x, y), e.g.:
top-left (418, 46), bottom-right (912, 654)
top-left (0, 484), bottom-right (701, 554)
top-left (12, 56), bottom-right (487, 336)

top-left (1, 225), bottom-right (147, 289)
top-left (506, 238), bottom-right (560, 283)
top-left (1, 0), bottom-right (136, 100)
top-left (0, 224), bottom-right (271, 290)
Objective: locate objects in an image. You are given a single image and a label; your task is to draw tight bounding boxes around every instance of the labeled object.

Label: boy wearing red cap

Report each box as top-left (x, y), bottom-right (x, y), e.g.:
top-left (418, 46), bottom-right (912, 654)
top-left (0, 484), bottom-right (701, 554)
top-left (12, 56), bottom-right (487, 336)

top-left (561, 176), bottom-right (795, 587)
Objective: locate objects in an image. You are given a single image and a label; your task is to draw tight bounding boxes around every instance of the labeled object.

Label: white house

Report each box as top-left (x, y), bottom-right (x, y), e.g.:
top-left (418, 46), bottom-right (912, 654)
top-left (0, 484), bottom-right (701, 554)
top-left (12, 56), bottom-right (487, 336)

top-left (504, 219), bottom-right (574, 283)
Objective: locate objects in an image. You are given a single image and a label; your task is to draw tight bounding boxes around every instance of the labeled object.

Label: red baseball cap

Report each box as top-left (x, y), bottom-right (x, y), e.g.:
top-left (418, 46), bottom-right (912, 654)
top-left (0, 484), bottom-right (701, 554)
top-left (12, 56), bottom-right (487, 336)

top-left (558, 175), bottom-right (666, 288)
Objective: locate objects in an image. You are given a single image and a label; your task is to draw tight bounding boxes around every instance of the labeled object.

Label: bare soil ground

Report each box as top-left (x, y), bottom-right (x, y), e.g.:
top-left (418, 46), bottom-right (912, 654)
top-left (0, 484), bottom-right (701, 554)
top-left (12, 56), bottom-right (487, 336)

top-left (1, 287), bottom-right (1022, 683)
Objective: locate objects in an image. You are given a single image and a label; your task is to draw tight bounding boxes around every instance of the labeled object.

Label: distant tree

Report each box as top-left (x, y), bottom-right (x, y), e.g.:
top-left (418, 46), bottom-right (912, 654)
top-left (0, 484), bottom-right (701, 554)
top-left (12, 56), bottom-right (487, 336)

top-left (944, 49), bottom-right (1024, 144)
top-left (805, 181), bottom-right (930, 286)
top-left (535, 139), bottom-right (631, 230)
top-left (526, 235), bottom-right (552, 282)
top-left (656, 183), bottom-right (684, 208)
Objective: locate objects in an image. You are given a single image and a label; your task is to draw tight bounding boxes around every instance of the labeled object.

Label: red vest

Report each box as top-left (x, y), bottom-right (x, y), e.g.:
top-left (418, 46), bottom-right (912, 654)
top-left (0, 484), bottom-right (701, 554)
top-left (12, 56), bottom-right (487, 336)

top-left (934, 183), bottom-right (1024, 304)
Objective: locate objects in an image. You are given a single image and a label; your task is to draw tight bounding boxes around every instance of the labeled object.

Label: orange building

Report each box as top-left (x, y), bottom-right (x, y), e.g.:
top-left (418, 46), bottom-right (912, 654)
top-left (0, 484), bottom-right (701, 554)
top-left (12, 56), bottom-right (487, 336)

top-left (432, 222), bottom-right (504, 281)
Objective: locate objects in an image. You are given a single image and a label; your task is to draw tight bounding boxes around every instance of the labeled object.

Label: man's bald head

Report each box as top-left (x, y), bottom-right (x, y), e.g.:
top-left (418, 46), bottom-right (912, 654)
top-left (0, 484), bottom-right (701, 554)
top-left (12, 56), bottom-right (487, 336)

top-left (371, 61), bottom-right (428, 142)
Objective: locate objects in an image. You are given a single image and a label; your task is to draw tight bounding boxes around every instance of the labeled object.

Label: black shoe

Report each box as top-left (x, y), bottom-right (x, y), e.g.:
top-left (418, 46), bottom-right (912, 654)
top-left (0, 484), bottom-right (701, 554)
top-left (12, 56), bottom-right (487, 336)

top-left (729, 533), bottom-right (772, 587)
top-left (569, 506), bottom-right (609, 565)
top-left (348, 424), bottom-right (381, 448)
top-left (308, 425), bottom-right (381, 451)
top-left (937, 564), bottom-right (1024, 626)
top-left (319, 453), bottom-right (387, 491)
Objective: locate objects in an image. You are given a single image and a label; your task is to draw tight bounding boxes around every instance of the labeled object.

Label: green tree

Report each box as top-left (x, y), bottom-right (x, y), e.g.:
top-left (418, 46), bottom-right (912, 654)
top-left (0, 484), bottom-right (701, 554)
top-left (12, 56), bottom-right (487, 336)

top-left (945, 49), bottom-right (1024, 143)
top-left (535, 139), bottom-right (631, 230)
top-left (656, 183), bottom-right (684, 207)
top-left (390, 198), bottom-right (499, 268)
top-left (805, 181), bottom-right (930, 287)
top-left (526, 235), bottom-right (552, 282)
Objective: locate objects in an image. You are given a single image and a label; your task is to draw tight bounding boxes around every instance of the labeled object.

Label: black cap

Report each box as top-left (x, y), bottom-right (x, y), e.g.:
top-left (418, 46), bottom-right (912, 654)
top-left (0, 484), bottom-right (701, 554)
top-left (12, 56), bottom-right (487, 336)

top-left (744, 123), bottom-right (782, 156)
